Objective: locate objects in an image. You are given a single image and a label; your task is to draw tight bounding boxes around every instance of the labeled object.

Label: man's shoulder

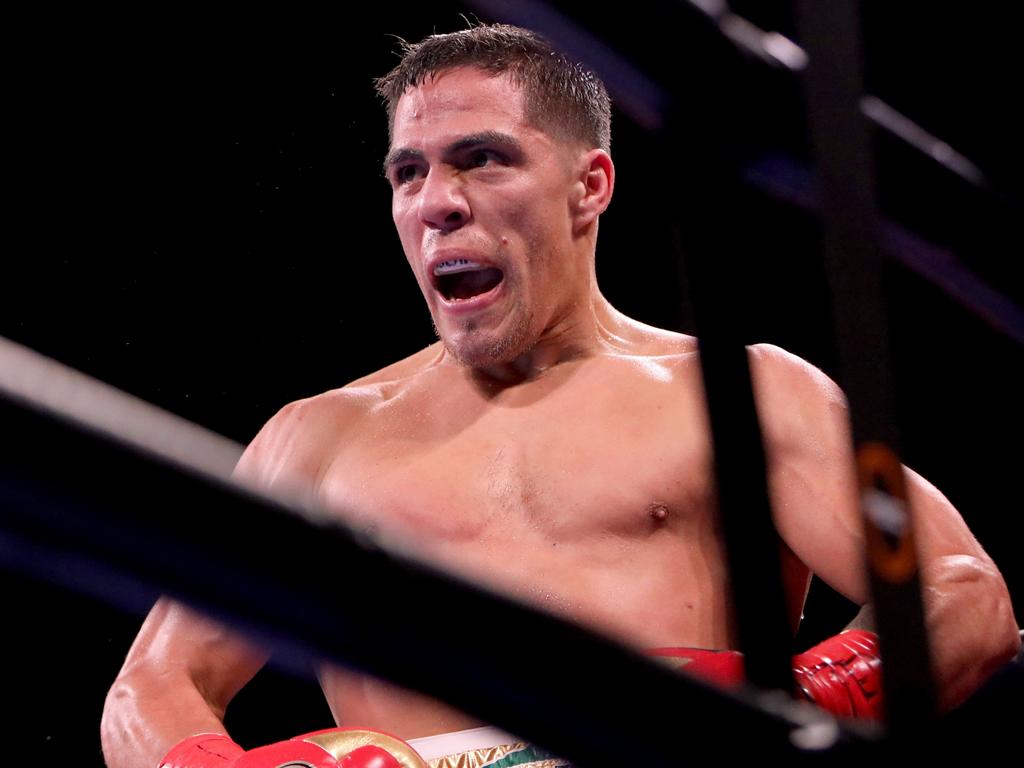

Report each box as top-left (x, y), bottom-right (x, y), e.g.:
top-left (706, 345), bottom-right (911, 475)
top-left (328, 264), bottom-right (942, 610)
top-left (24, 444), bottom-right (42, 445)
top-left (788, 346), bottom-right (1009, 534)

top-left (746, 343), bottom-right (845, 406)
top-left (233, 390), bottom-right (358, 492)
top-left (612, 324), bottom-right (839, 404)
top-left (266, 343), bottom-right (444, 432)
top-left (343, 342), bottom-right (445, 392)
top-left (254, 344), bottom-right (444, 441)
top-left (234, 345), bottom-right (443, 489)
top-left (613, 316), bottom-right (699, 358)
top-left (745, 343), bottom-right (850, 451)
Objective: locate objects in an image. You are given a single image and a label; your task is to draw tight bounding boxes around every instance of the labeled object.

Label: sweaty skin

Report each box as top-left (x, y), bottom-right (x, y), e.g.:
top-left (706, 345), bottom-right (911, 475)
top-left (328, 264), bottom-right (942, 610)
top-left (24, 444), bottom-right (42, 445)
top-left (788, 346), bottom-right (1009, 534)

top-left (101, 67), bottom-right (1019, 767)
top-left (293, 333), bottom-right (748, 736)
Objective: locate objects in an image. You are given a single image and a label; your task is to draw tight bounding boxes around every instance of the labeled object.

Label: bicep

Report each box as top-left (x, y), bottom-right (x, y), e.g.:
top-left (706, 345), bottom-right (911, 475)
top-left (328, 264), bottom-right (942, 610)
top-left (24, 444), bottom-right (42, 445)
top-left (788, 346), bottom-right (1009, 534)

top-left (750, 345), bottom-right (869, 603)
top-left (766, 434), bottom-right (870, 605)
top-left (767, 439), bottom-right (987, 607)
top-left (752, 345), bottom-right (993, 606)
top-left (120, 597), bottom-right (269, 717)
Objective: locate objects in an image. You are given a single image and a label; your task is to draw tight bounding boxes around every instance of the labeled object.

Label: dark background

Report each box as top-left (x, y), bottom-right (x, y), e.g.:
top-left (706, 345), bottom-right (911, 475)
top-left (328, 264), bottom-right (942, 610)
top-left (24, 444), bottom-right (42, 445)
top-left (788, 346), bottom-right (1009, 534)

top-left (3, 2), bottom-right (1021, 763)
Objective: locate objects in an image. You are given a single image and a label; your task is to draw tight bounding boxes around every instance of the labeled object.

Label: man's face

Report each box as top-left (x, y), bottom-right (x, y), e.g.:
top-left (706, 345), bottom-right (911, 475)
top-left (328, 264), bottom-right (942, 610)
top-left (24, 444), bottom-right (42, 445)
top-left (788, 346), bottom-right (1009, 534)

top-left (386, 67), bottom-right (586, 367)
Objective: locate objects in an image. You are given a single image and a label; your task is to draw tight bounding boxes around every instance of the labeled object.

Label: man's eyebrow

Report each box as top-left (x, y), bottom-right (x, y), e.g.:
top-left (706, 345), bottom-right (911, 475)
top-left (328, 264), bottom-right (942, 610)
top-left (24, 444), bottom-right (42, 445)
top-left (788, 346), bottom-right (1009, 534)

top-left (382, 148), bottom-right (423, 178)
top-left (446, 131), bottom-right (523, 157)
top-left (382, 131), bottom-right (524, 177)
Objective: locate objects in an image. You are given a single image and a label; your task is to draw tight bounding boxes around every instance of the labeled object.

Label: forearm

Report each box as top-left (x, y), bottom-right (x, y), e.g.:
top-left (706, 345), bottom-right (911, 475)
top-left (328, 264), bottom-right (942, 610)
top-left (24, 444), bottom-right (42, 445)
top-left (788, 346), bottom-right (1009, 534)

top-left (919, 554), bottom-right (1019, 710)
top-left (101, 665), bottom-right (232, 768)
top-left (845, 556), bottom-right (1019, 712)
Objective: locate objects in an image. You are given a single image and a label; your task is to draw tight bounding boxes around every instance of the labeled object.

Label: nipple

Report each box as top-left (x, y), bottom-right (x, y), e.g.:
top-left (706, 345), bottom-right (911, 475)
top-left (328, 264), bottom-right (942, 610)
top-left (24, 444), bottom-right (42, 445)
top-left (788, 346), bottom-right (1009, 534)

top-left (648, 503), bottom-right (670, 521)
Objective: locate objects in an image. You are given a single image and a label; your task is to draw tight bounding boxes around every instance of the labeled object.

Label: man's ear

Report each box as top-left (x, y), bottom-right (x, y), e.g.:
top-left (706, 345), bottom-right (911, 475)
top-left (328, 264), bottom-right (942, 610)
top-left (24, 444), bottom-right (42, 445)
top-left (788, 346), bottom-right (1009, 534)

top-left (571, 149), bottom-right (614, 234)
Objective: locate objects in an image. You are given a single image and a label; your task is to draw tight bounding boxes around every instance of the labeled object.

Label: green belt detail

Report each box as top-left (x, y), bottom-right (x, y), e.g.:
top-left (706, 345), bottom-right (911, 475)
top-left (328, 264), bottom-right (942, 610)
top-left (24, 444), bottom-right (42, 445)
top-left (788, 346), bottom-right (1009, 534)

top-left (482, 745), bottom-right (562, 768)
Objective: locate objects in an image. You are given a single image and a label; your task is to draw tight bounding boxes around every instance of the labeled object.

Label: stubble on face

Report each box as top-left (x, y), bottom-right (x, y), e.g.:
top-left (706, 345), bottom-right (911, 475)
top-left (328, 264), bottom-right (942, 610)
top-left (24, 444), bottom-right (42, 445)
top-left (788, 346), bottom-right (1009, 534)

top-left (433, 294), bottom-right (534, 368)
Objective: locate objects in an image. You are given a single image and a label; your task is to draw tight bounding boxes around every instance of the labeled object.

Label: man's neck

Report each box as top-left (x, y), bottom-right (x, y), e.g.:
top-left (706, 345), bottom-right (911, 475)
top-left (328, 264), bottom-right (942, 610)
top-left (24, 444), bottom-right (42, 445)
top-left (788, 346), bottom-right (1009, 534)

top-left (467, 342), bottom-right (587, 388)
top-left (456, 293), bottom-right (633, 388)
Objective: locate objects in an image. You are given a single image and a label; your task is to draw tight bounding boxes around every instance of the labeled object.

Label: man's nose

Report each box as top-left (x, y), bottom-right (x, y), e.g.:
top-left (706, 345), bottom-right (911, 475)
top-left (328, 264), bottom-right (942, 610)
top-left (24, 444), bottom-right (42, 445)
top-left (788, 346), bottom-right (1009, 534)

top-left (418, 171), bottom-right (469, 233)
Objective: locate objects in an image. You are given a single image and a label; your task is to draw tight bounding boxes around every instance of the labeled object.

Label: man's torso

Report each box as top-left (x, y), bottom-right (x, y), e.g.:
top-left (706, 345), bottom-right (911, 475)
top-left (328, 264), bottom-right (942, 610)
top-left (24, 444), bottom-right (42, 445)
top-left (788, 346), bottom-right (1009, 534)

top-left (250, 339), bottom-right (809, 737)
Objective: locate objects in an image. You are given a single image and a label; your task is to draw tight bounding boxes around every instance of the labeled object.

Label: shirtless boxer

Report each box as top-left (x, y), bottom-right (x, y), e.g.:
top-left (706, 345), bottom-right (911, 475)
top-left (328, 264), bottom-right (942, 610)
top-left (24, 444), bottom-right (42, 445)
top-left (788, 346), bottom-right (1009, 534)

top-left (101, 23), bottom-right (1020, 768)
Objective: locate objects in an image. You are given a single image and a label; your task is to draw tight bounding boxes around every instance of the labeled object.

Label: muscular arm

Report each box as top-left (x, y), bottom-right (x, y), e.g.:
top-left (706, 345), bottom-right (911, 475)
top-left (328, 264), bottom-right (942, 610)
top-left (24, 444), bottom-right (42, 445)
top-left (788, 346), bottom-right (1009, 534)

top-left (102, 394), bottom-right (361, 766)
top-left (749, 344), bottom-right (1019, 711)
top-left (100, 598), bottom-right (269, 768)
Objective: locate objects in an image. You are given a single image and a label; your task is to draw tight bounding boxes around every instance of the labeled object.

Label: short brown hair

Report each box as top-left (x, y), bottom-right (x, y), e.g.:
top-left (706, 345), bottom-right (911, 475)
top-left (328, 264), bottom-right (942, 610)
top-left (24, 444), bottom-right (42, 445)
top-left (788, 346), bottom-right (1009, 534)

top-left (375, 23), bottom-right (611, 152)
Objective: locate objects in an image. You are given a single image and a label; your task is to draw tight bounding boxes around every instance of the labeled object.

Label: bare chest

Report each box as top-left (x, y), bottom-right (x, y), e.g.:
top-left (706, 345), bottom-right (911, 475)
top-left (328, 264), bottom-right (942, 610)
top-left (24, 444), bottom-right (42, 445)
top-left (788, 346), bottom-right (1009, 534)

top-left (308, 360), bottom-right (778, 651)
top-left (317, 369), bottom-right (717, 558)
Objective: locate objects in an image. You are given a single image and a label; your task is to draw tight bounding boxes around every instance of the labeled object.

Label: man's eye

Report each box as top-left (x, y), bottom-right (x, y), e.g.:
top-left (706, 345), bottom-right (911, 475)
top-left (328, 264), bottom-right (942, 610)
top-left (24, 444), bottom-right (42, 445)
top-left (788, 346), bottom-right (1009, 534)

top-left (394, 165), bottom-right (423, 185)
top-left (469, 150), bottom-right (498, 168)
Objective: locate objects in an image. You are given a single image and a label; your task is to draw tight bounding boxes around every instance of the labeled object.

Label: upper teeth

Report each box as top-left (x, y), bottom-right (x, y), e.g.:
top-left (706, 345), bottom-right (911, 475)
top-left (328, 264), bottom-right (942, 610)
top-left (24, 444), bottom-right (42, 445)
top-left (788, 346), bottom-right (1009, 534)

top-left (433, 258), bottom-right (482, 275)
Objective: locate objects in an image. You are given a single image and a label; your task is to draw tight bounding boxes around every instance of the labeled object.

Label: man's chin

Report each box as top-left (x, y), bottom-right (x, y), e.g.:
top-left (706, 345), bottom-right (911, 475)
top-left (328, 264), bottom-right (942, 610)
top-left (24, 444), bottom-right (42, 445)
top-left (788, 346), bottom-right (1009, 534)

top-left (432, 303), bottom-right (533, 369)
top-left (438, 327), bottom-right (529, 370)
top-left (441, 338), bottom-right (516, 369)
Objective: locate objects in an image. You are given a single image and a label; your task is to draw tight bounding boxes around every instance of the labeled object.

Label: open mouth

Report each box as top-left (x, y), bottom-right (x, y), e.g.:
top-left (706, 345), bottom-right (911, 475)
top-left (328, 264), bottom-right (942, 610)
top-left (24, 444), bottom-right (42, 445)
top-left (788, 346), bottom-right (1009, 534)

top-left (432, 258), bottom-right (504, 301)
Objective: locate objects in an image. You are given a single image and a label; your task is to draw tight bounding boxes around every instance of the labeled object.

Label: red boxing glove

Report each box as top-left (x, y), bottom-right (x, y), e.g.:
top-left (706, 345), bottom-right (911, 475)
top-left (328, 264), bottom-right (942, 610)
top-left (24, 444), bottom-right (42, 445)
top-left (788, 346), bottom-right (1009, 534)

top-left (792, 629), bottom-right (883, 720)
top-left (160, 728), bottom-right (427, 768)
top-left (651, 629), bottom-right (883, 720)
top-left (648, 646), bottom-right (746, 688)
